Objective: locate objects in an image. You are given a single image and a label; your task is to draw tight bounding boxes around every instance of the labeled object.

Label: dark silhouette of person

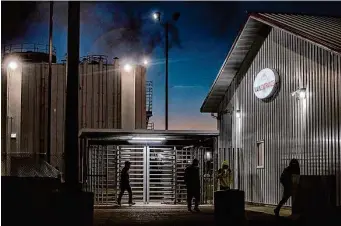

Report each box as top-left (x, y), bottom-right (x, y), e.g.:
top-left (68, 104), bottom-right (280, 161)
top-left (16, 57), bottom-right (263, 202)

top-left (117, 161), bottom-right (135, 206)
top-left (184, 159), bottom-right (200, 212)
top-left (274, 159), bottom-right (300, 217)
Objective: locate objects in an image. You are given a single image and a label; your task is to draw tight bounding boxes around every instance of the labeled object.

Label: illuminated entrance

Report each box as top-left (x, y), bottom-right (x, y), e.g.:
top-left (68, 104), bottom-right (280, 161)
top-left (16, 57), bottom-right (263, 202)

top-left (79, 129), bottom-right (218, 206)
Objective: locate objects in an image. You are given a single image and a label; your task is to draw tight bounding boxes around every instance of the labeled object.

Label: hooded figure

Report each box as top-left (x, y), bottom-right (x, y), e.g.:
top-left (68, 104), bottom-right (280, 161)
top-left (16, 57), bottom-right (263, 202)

top-left (117, 161), bottom-right (135, 206)
top-left (217, 160), bottom-right (233, 190)
top-left (274, 159), bottom-right (300, 217)
top-left (184, 159), bottom-right (201, 212)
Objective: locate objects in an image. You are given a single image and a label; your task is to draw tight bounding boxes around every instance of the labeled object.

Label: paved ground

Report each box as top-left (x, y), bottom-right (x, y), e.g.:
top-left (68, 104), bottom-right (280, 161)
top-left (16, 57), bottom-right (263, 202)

top-left (94, 204), bottom-right (295, 226)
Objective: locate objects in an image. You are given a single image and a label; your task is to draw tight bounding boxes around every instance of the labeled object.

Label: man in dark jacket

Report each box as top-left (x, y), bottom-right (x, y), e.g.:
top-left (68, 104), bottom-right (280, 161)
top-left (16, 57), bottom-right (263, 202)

top-left (184, 159), bottom-right (200, 212)
top-left (274, 159), bottom-right (300, 217)
top-left (117, 161), bottom-right (135, 206)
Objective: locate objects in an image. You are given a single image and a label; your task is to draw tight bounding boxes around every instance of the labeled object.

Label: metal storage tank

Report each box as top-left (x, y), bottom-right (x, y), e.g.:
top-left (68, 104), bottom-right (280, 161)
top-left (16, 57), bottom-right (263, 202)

top-left (201, 13), bottom-right (341, 207)
top-left (2, 50), bottom-right (151, 173)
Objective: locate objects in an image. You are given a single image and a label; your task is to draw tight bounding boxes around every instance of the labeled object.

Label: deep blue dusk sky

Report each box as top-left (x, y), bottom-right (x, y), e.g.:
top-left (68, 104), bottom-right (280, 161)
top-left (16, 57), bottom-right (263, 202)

top-left (2, 1), bottom-right (341, 130)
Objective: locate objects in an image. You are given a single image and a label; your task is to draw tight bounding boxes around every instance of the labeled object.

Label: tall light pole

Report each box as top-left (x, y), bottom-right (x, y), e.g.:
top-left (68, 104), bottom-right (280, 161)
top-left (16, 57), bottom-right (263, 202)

top-left (153, 12), bottom-right (180, 130)
top-left (64, 1), bottom-right (80, 191)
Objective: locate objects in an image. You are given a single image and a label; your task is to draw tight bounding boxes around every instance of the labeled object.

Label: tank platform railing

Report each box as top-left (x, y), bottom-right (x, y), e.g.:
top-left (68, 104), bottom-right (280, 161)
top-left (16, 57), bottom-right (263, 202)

top-left (2, 43), bottom-right (57, 56)
top-left (80, 55), bottom-right (108, 65)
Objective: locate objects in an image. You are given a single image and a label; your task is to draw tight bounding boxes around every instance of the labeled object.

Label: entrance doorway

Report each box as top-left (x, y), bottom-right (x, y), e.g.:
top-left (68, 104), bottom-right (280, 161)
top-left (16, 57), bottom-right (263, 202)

top-left (84, 144), bottom-right (214, 206)
top-left (117, 146), bottom-right (176, 204)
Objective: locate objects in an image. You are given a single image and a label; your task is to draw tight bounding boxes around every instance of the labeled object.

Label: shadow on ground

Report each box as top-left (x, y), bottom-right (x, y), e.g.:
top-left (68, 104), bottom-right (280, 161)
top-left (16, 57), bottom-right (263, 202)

top-left (94, 206), bottom-right (300, 226)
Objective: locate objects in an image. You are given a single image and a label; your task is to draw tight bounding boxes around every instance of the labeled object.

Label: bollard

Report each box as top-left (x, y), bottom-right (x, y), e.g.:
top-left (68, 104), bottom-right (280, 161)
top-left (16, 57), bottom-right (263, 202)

top-left (214, 189), bottom-right (245, 226)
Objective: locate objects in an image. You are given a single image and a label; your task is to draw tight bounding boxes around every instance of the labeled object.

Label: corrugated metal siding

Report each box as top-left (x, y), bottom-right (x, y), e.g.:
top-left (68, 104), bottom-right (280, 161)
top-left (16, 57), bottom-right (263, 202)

top-left (16, 62), bottom-right (124, 169)
top-left (254, 13), bottom-right (341, 55)
top-left (79, 62), bottom-right (121, 129)
top-left (135, 66), bottom-right (147, 129)
top-left (21, 64), bottom-right (48, 154)
top-left (51, 64), bottom-right (66, 168)
top-left (12, 61), bottom-right (148, 169)
top-left (202, 13), bottom-right (341, 113)
top-left (218, 28), bottom-right (341, 206)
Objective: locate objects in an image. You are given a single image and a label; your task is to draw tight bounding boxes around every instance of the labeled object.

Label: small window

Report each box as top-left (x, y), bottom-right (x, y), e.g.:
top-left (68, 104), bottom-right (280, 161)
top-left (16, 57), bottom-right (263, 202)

top-left (257, 141), bottom-right (265, 168)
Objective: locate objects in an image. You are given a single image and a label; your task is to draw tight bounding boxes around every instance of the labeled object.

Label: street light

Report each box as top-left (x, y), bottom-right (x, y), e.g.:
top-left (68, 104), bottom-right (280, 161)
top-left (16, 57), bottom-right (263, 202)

top-left (153, 12), bottom-right (161, 21)
top-left (152, 11), bottom-right (180, 130)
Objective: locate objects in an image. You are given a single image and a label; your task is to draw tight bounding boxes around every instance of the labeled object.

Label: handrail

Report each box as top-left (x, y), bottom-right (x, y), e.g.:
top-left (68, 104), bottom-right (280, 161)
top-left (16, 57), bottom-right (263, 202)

top-left (2, 43), bottom-right (57, 55)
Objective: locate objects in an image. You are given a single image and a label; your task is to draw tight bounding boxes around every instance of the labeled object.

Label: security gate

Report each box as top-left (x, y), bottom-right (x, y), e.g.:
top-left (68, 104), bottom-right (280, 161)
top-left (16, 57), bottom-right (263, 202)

top-left (147, 147), bottom-right (176, 204)
top-left (85, 145), bottom-right (213, 206)
top-left (117, 146), bottom-right (146, 203)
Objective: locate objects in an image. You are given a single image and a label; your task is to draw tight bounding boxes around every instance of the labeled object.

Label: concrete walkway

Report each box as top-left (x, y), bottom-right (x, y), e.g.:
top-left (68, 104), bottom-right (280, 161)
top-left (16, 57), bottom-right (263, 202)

top-left (94, 204), bottom-right (294, 226)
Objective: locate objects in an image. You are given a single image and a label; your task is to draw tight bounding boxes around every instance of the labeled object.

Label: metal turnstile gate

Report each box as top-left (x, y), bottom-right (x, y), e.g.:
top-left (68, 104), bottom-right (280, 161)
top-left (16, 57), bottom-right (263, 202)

top-left (147, 147), bottom-right (176, 204)
top-left (86, 145), bottom-right (213, 206)
top-left (117, 146), bottom-right (146, 203)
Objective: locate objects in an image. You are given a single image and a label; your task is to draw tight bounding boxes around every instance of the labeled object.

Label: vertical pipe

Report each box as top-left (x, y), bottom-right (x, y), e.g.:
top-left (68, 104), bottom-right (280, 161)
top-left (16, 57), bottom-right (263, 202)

top-left (64, 1), bottom-right (80, 191)
top-left (47, 1), bottom-right (53, 163)
top-left (165, 22), bottom-right (169, 130)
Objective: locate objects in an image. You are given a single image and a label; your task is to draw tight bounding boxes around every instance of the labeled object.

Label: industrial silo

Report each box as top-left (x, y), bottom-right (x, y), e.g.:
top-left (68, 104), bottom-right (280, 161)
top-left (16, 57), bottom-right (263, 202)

top-left (1, 45), bottom-right (152, 175)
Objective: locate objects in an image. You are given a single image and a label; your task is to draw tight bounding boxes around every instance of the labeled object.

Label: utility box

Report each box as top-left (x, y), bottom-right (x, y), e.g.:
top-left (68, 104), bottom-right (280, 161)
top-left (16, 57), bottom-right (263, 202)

top-left (293, 175), bottom-right (336, 220)
top-left (214, 189), bottom-right (245, 225)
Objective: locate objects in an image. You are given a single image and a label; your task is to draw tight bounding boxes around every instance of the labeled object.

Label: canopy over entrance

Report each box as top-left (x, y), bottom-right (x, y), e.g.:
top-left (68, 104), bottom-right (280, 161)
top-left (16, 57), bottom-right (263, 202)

top-left (79, 129), bottom-right (219, 146)
top-left (79, 129), bottom-right (219, 206)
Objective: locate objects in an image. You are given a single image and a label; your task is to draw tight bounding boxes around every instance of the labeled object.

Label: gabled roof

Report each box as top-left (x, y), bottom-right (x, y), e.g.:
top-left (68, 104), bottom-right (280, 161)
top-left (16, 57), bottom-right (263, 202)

top-left (200, 13), bottom-right (341, 113)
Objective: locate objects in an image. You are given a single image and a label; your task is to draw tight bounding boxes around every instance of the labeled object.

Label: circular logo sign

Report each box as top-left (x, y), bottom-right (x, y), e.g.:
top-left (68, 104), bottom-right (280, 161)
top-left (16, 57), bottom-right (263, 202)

top-left (253, 68), bottom-right (280, 99)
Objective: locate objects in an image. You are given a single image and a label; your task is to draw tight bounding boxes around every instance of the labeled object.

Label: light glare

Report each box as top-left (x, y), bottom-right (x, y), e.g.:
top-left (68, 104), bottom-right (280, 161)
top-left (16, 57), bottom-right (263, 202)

top-left (143, 59), bottom-right (148, 65)
top-left (124, 64), bottom-right (132, 72)
top-left (8, 61), bottom-right (18, 70)
top-left (299, 90), bottom-right (306, 99)
top-left (132, 137), bottom-right (166, 141)
top-left (128, 140), bottom-right (163, 144)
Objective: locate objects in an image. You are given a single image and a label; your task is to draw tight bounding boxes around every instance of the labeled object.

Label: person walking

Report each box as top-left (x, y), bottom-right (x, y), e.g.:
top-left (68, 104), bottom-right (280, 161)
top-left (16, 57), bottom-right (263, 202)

top-left (217, 160), bottom-right (233, 190)
top-left (117, 161), bottom-right (135, 206)
top-left (274, 158), bottom-right (300, 217)
top-left (184, 159), bottom-right (201, 212)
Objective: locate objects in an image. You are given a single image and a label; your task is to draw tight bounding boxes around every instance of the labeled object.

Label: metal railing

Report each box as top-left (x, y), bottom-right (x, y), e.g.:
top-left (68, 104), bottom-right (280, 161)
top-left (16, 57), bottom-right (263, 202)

top-left (2, 43), bottom-right (57, 56)
top-left (80, 55), bottom-right (108, 65)
top-left (146, 81), bottom-right (153, 113)
top-left (1, 152), bottom-right (62, 178)
top-left (147, 122), bottom-right (154, 130)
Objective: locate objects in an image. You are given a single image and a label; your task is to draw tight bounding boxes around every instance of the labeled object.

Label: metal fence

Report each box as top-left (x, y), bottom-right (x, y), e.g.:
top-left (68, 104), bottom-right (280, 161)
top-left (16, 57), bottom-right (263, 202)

top-left (1, 152), bottom-right (62, 178)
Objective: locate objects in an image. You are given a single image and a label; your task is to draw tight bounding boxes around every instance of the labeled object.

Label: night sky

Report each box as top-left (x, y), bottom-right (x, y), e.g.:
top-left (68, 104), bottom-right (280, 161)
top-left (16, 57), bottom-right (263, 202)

top-left (2, 1), bottom-right (341, 130)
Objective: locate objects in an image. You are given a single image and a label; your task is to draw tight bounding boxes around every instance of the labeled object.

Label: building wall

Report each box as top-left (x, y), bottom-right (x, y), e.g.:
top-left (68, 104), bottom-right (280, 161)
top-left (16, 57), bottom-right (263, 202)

top-left (135, 66), bottom-right (147, 129)
top-left (3, 60), bottom-right (147, 170)
top-left (217, 28), bottom-right (341, 206)
top-left (121, 66), bottom-right (136, 130)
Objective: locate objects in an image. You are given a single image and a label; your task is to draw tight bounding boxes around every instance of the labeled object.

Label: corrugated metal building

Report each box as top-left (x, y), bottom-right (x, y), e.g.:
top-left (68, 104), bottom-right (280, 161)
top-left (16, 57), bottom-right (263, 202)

top-left (2, 53), bottom-right (150, 173)
top-left (201, 13), bottom-right (341, 207)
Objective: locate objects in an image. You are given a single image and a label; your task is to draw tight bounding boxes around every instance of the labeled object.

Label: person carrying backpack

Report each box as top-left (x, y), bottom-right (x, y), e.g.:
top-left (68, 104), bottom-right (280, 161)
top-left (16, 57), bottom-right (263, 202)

top-left (274, 158), bottom-right (300, 217)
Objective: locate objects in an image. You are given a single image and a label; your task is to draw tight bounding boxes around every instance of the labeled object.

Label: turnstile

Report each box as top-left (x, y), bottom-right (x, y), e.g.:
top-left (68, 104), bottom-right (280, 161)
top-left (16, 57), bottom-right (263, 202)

top-left (85, 145), bottom-right (213, 206)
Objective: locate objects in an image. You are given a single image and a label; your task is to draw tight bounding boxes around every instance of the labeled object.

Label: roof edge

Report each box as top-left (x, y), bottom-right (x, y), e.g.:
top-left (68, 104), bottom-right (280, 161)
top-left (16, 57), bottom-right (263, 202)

top-left (200, 16), bottom-right (255, 113)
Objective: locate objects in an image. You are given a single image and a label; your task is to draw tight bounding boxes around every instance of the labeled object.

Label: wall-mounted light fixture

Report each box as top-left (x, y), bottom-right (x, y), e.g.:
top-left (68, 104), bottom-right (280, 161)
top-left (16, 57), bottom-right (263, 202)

top-left (292, 88), bottom-right (307, 100)
top-left (128, 140), bottom-right (163, 144)
top-left (236, 110), bottom-right (241, 118)
top-left (132, 137), bottom-right (166, 141)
